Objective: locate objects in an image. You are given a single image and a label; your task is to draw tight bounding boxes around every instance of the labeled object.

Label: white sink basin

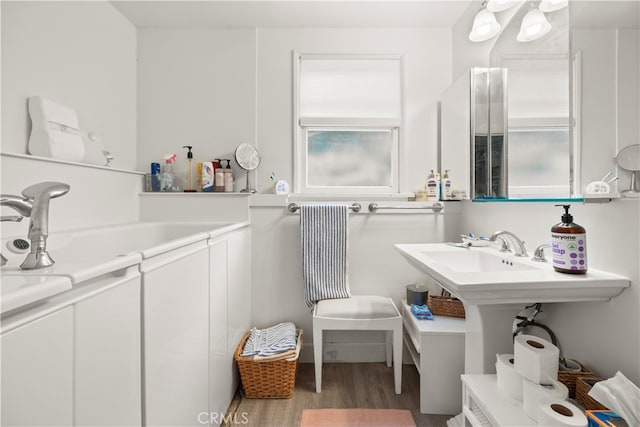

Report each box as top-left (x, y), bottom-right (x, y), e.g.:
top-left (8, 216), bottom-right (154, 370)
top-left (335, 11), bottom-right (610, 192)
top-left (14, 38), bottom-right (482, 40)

top-left (395, 242), bottom-right (631, 375)
top-left (395, 243), bottom-right (630, 305)
top-left (420, 249), bottom-right (537, 273)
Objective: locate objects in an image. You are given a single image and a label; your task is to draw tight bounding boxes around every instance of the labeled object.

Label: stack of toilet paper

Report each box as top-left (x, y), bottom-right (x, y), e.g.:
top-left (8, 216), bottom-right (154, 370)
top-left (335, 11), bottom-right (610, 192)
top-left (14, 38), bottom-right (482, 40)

top-left (495, 334), bottom-right (588, 426)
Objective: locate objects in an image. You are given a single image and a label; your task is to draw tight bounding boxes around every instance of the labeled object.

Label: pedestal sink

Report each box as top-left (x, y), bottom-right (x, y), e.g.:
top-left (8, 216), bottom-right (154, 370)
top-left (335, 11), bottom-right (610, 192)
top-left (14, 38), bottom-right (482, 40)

top-left (395, 243), bottom-right (630, 374)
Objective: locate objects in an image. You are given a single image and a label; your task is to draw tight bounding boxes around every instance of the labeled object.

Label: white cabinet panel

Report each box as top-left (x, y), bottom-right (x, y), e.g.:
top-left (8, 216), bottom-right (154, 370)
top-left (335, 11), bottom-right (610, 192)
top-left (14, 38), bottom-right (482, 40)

top-left (226, 230), bottom-right (252, 397)
top-left (1, 307), bottom-right (74, 426)
top-left (143, 245), bottom-right (210, 427)
top-left (75, 276), bottom-right (141, 426)
top-left (209, 239), bottom-right (229, 426)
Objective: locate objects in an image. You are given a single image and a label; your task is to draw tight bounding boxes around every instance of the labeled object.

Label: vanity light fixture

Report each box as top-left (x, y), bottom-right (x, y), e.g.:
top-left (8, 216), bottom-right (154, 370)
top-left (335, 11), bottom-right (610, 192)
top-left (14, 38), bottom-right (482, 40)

top-left (486, 0), bottom-right (520, 13)
top-left (517, 6), bottom-right (551, 42)
top-left (539, 0), bottom-right (568, 13)
top-left (469, 7), bottom-right (501, 42)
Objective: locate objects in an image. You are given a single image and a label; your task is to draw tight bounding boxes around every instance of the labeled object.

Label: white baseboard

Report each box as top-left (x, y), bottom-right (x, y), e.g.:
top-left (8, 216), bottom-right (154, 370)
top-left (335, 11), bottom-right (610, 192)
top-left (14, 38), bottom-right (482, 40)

top-left (300, 341), bottom-right (413, 364)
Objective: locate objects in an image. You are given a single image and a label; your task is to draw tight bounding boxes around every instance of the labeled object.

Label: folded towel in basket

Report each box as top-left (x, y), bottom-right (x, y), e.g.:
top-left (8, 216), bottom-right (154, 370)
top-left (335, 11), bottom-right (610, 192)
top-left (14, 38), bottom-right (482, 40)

top-left (241, 322), bottom-right (298, 357)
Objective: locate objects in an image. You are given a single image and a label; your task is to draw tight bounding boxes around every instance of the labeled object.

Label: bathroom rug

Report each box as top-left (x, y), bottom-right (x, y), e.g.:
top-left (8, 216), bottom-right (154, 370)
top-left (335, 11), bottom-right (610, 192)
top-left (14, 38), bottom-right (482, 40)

top-left (300, 408), bottom-right (416, 427)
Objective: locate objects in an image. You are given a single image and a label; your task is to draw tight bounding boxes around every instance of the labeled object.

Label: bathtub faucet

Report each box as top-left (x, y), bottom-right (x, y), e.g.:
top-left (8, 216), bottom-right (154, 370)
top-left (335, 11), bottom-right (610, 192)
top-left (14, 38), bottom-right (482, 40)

top-left (1, 182), bottom-right (70, 269)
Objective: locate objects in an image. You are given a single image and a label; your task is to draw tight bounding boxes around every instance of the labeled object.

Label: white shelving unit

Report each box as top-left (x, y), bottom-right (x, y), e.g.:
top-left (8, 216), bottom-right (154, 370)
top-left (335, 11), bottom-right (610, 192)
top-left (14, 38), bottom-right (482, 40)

top-left (461, 375), bottom-right (536, 427)
top-left (400, 300), bottom-right (465, 415)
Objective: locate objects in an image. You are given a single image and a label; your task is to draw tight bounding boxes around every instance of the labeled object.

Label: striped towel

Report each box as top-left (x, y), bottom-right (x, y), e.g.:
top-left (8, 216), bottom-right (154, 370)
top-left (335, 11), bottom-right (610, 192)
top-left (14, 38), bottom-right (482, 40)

top-left (241, 322), bottom-right (298, 357)
top-left (301, 203), bottom-right (351, 308)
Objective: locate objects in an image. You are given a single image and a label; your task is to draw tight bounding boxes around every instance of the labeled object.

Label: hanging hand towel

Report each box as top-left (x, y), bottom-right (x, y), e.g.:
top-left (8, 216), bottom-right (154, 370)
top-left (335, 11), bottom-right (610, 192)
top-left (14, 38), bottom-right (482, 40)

top-left (301, 203), bottom-right (351, 307)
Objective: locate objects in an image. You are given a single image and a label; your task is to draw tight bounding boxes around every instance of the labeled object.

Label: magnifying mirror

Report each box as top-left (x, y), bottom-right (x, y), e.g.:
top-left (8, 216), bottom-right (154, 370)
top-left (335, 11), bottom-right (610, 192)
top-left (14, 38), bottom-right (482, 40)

top-left (616, 144), bottom-right (640, 197)
top-left (235, 143), bottom-right (260, 193)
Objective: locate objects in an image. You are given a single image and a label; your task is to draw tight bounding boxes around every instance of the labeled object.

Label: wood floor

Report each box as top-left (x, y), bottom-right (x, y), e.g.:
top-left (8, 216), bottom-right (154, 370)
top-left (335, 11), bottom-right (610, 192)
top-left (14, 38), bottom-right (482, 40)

top-left (225, 363), bottom-right (452, 427)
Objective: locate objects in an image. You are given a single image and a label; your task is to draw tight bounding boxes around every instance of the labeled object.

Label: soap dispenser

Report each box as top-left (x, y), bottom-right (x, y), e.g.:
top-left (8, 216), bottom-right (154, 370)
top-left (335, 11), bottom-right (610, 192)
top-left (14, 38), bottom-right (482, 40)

top-left (182, 145), bottom-right (196, 192)
top-left (551, 204), bottom-right (587, 274)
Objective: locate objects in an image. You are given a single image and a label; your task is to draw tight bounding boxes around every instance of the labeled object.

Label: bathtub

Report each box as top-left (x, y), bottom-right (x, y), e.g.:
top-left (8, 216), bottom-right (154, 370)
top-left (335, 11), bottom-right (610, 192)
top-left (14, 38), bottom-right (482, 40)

top-left (1, 221), bottom-right (247, 312)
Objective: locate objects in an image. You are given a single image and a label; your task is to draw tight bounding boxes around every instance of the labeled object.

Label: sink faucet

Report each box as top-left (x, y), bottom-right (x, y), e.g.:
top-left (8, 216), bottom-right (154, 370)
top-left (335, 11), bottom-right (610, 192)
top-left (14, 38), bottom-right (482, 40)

top-left (488, 230), bottom-right (528, 257)
top-left (1, 182), bottom-right (70, 269)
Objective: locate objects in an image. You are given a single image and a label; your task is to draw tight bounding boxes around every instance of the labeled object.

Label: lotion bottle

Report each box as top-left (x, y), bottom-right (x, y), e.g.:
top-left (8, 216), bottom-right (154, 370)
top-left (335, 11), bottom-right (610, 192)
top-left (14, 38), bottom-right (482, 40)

top-left (551, 205), bottom-right (587, 274)
top-left (223, 159), bottom-right (234, 192)
top-left (214, 158), bottom-right (225, 192)
top-left (442, 170), bottom-right (452, 200)
top-left (426, 170), bottom-right (440, 201)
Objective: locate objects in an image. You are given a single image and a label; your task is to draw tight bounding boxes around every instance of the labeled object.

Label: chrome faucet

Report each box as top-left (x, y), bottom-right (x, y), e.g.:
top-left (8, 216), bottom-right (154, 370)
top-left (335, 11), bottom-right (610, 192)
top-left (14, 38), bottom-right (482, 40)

top-left (488, 230), bottom-right (528, 257)
top-left (532, 244), bottom-right (551, 262)
top-left (1, 182), bottom-right (70, 269)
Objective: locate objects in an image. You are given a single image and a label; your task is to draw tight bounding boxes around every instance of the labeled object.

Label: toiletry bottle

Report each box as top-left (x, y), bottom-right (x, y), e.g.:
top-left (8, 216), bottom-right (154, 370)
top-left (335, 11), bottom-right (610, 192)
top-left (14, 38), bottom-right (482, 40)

top-left (442, 170), bottom-right (452, 200)
top-left (201, 161), bottom-right (214, 192)
top-left (551, 205), bottom-right (587, 274)
top-left (151, 162), bottom-right (161, 192)
top-left (182, 145), bottom-right (196, 192)
top-left (223, 159), bottom-right (234, 192)
top-left (426, 170), bottom-right (440, 201)
top-left (214, 158), bottom-right (225, 192)
top-left (160, 154), bottom-right (178, 192)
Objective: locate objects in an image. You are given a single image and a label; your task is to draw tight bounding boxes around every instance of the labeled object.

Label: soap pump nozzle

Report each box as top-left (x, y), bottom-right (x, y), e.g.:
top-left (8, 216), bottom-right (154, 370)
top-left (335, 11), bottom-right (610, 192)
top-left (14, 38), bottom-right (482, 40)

top-left (182, 145), bottom-right (193, 159)
top-left (555, 204), bottom-right (573, 224)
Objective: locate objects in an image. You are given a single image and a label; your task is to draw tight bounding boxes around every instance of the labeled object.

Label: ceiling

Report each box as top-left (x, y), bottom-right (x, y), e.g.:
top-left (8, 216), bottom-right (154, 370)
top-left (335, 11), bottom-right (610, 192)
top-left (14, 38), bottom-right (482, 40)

top-left (110, 0), bottom-right (473, 29)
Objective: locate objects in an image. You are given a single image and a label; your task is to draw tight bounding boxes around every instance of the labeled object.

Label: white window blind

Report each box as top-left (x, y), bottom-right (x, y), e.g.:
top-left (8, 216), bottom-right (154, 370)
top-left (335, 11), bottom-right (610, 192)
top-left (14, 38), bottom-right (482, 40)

top-left (295, 54), bottom-right (403, 194)
top-left (299, 57), bottom-right (402, 120)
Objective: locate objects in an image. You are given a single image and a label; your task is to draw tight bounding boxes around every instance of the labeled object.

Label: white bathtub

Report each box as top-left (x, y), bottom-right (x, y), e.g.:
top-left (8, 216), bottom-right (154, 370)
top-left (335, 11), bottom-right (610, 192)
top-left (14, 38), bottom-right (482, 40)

top-left (1, 221), bottom-right (247, 312)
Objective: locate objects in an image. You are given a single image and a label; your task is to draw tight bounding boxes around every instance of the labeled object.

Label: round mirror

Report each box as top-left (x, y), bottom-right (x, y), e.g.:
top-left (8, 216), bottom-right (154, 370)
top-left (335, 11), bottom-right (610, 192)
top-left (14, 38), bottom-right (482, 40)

top-left (615, 144), bottom-right (640, 196)
top-left (235, 143), bottom-right (260, 193)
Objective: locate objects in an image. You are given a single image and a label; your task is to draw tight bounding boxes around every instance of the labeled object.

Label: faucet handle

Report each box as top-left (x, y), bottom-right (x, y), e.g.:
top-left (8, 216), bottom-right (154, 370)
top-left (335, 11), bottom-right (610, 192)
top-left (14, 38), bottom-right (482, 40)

top-left (532, 244), bottom-right (551, 262)
top-left (22, 182), bottom-right (70, 200)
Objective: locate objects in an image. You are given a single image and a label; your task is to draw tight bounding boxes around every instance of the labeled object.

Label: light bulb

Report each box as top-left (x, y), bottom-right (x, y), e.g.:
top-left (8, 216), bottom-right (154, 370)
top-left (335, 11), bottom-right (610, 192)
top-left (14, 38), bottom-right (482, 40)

top-left (469, 8), bottom-right (501, 42)
top-left (517, 8), bottom-right (551, 42)
top-left (539, 0), bottom-right (568, 13)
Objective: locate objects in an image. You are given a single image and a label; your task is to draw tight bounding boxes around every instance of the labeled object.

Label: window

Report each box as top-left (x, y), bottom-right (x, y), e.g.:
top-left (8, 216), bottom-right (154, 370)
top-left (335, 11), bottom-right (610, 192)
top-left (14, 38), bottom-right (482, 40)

top-left (294, 53), bottom-right (403, 194)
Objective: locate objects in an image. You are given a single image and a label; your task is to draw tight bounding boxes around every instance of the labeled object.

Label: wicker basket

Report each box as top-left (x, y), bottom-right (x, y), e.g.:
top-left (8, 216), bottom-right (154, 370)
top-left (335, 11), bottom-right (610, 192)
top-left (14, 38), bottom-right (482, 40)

top-left (557, 361), bottom-right (593, 399)
top-left (234, 329), bottom-right (302, 399)
top-left (428, 294), bottom-right (465, 318)
top-left (576, 376), bottom-right (608, 410)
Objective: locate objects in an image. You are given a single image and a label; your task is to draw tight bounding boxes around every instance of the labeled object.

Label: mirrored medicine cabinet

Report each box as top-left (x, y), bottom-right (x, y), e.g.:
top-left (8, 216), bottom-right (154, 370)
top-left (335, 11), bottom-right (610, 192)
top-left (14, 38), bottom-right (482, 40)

top-left (442, 1), bottom-right (639, 202)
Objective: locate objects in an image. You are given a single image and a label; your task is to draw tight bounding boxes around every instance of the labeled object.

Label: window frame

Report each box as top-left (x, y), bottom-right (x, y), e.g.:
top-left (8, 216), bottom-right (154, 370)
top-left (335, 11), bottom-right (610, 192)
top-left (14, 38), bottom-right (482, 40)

top-left (293, 52), bottom-right (404, 194)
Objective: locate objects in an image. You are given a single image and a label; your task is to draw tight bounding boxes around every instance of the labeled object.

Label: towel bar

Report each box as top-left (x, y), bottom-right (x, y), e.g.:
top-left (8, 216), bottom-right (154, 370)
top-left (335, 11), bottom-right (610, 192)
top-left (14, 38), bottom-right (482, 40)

top-left (287, 202), bottom-right (362, 213)
top-left (368, 202), bottom-right (444, 213)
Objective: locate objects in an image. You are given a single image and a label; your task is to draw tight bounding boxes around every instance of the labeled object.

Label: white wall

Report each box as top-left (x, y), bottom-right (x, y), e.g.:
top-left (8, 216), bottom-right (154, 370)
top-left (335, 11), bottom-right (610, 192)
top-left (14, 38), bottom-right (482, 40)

top-left (251, 199), bottom-right (461, 362)
top-left (256, 28), bottom-right (450, 193)
top-left (136, 29), bottom-right (256, 186)
top-left (1, 1), bottom-right (137, 170)
top-left (136, 27), bottom-right (457, 361)
top-left (1, 2), bottom-right (140, 235)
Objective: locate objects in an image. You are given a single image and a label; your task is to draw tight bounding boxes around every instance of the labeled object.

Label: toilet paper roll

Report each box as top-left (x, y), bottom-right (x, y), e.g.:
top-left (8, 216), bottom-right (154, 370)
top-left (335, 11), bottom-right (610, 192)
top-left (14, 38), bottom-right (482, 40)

top-left (514, 334), bottom-right (559, 384)
top-left (523, 378), bottom-right (568, 422)
top-left (537, 400), bottom-right (588, 427)
top-left (496, 353), bottom-right (523, 401)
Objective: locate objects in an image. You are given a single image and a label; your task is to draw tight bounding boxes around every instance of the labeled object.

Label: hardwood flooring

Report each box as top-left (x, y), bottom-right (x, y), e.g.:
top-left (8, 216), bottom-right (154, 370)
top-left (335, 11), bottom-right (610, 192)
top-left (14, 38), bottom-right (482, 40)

top-left (225, 363), bottom-right (451, 427)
